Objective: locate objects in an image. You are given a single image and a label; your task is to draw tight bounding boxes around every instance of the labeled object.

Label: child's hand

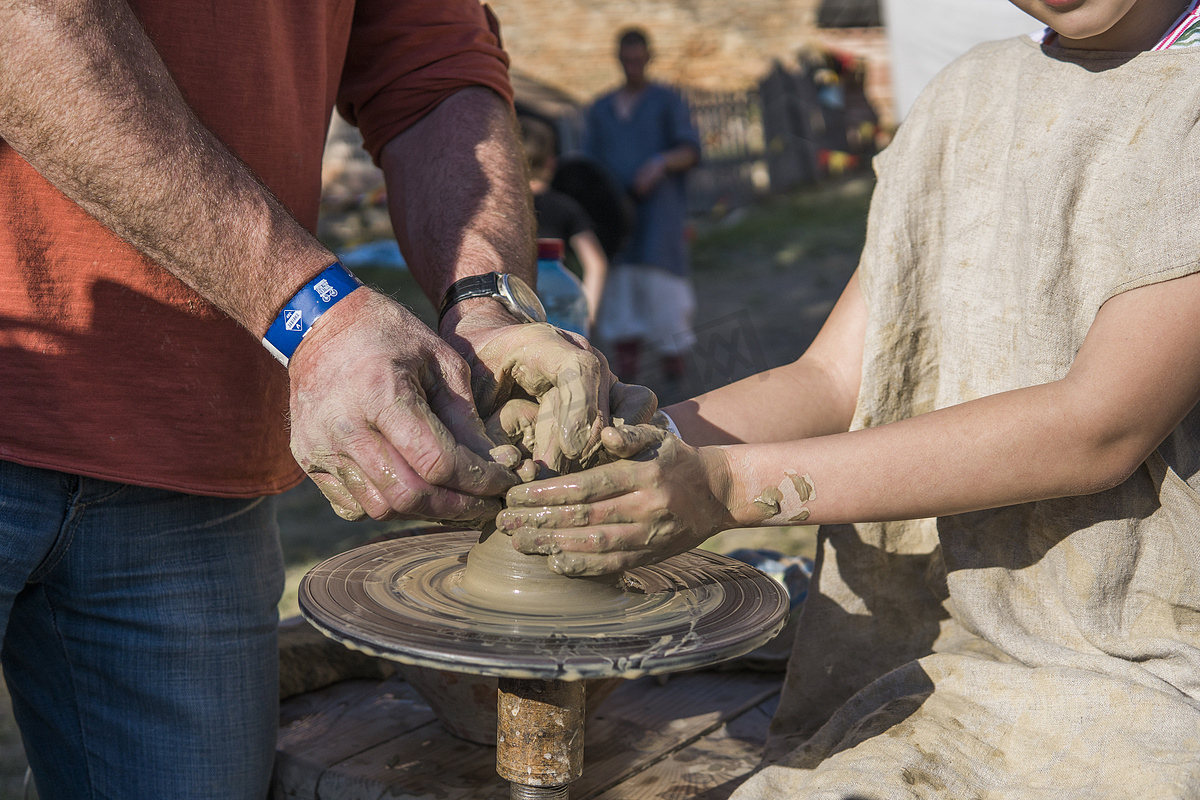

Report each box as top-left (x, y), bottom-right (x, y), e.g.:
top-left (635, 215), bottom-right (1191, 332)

top-left (496, 423), bottom-right (738, 575)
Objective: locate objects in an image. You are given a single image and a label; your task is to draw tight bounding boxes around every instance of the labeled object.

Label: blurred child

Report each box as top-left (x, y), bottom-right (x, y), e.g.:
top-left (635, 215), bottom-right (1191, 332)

top-left (499, 0), bottom-right (1200, 795)
top-left (519, 115), bottom-right (608, 331)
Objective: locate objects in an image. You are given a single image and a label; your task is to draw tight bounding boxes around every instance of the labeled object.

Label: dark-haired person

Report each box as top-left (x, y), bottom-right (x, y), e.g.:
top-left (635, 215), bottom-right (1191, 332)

top-left (584, 27), bottom-right (700, 385)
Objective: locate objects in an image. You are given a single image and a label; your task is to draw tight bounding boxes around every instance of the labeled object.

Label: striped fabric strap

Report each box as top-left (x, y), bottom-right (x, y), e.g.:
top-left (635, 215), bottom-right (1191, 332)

top-left (1154, 0), bottom-right (1200, 50)
top-left (1032, 1), bottom-right (1200, 50)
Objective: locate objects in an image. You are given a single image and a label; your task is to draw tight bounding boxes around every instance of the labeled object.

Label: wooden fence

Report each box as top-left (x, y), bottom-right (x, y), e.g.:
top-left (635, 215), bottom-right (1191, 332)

top-left (685, 54), bottom-right (880, 211)
top-left (516, 53), bottom-right (881, 217)
top-left (683, 88), bottom-right (768, 214)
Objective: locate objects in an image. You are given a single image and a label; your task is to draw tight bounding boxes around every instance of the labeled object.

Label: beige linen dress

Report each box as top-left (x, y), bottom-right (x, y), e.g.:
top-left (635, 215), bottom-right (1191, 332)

top-left (734, 37), bottom-right (1200, 799)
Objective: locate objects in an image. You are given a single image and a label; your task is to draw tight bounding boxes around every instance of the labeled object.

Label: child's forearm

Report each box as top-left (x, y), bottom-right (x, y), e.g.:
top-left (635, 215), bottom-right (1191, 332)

top-left (717, 380), bottom-right (1159, 528)
top-left (667, 356), bottom-right (858, 446)
top-left (667, 271), bottom-right (867, 446)
top-left (568, 230), bottom-right (608, 325)
top-left (501, 260), bottom-right (1200, 576)
top-left (716, 269), bottom-right (1200, 527)
top-left (691, 266), bottom-right (1200, 527)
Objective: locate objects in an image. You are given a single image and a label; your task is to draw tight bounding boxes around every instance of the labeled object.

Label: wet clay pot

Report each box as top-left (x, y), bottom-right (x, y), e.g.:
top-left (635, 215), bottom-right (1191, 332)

top-left (399, 664), bottom-right (622, 745)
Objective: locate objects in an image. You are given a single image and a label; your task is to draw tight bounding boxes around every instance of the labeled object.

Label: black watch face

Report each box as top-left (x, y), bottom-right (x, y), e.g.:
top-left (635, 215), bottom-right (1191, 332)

top-left (500, 274), bottom-right (547, 323)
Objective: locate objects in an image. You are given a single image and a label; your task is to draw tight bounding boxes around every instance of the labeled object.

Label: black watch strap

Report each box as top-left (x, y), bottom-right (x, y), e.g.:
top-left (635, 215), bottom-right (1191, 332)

top-left (438, 273), bottom-right (501, 326)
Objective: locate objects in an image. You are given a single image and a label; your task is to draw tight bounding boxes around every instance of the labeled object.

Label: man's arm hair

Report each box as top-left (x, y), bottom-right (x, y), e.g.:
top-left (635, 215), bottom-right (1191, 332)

top-left (379, 87), bottom-right (535, 309)
top-left (0, 0), bottom-right (332, 336)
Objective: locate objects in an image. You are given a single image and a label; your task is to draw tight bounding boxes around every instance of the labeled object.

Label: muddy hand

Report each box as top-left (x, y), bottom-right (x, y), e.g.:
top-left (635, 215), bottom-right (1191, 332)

top-left (484, 383), bottom-right (659, 480)
top-left (496, 422), bottom-right (738, 575)
top-left (483, 397), bottom-right (540, 482)
top-left (288, 288), bottom-right (520, 524)
top-left (448, 312), bottom-right (656, 474)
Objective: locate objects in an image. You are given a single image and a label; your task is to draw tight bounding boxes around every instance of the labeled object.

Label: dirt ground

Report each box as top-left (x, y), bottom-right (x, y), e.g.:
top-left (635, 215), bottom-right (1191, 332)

top-left (0, 175), bottom-right (870, 797)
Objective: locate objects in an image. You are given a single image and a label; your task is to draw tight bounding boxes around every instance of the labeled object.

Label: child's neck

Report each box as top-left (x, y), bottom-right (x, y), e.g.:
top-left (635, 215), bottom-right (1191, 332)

top-left (1055, 0), bottom-right (1190, 51)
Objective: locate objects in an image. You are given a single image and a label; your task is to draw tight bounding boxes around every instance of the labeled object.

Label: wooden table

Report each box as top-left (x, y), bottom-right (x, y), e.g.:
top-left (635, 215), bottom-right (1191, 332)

top-left (273, 668), bottom-right (781, 800)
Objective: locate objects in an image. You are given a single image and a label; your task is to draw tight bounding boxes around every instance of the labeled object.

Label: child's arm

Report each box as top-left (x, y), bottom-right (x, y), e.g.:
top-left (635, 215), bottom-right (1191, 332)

top-left (665, 270), bottom-right (868, 446)
top-left (568, 229), bottom-right (608, 330)
top-left (498, 269), bottom-right (1200, 575)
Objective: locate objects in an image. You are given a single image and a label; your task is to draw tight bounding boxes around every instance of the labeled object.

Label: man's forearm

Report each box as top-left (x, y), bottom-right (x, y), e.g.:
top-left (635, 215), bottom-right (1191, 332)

top-left (0, 0), bottom-right (333, 337)
top-left (662, 142), bottom-right (699, 172)
top-left (379, 87), bottom-right (535, 313)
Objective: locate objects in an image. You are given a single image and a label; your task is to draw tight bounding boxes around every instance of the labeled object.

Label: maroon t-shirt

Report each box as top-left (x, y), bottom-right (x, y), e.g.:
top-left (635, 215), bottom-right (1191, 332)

top-left (0, 0), bottom-right (512, 496)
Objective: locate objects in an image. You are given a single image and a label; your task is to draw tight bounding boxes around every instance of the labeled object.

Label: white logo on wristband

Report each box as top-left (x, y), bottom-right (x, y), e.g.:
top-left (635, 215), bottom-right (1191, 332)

top-left (314, 279), bottom-right (338, 303)
top-left (263, 262), bottom-right (362, 367)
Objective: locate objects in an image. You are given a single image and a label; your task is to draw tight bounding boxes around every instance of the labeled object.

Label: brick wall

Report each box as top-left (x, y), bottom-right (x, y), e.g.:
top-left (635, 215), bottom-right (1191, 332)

top-left (490, 0), bottom-right (894, 126)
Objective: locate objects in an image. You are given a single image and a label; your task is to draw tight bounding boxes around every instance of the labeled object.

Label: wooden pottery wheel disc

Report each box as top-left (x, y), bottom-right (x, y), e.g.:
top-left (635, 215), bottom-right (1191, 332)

top-left (299, 531), bottom-right (789, 680)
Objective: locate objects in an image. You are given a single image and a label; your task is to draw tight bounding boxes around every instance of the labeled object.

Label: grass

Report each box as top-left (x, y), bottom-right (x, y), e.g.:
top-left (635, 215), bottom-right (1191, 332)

top-left (702, 526), bottom-right (817, 559)
top-left (692, 176), bottom-right (873, 272)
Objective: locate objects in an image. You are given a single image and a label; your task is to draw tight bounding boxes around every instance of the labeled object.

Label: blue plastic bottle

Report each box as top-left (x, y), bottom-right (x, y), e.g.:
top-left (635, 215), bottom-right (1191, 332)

top-left (535, 238), bottom-right (589, 337)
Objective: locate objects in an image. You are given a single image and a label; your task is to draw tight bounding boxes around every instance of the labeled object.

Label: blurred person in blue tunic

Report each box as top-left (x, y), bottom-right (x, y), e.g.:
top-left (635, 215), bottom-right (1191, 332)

top-left (584, 27), bottom-right (700, 387)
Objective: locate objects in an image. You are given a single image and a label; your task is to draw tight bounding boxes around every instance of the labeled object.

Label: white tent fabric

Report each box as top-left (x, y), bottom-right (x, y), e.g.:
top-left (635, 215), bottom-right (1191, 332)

top-left (882, 0), bottom-right (1041, 120)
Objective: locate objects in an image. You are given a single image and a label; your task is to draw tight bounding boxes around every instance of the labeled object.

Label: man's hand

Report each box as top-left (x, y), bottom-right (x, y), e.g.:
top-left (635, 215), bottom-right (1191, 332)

top-left (442, 300), bottom-right (658, 476)
top-left (496, 421), bottom-right (738, 575)
top-left (631, 155), bottom-right (667, 197)
top-left (377, 87), bottom-right (655, 477)
top-left (288, 287), bottom-right (520, 524)
top-left (630, 144), bottom-right (698, 198)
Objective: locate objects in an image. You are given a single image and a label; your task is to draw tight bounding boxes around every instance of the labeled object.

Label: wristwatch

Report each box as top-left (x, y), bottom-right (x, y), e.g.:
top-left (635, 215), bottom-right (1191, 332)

top-left (438, 272), bottom-right (547, 326)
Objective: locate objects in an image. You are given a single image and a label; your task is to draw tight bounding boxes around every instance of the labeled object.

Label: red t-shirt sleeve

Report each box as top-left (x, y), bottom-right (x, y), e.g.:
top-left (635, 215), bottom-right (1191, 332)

top-left (337, 0), bottom-right (514, 164)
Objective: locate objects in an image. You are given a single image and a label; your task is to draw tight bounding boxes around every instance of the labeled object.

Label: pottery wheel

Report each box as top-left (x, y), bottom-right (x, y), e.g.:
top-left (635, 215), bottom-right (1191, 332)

top-left (299, 531), bottom-right (789, 680)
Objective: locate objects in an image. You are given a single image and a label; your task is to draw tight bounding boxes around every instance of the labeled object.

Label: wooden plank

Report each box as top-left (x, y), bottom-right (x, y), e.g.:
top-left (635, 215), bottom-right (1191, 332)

top-left (726, 694), bottom-right (780, 746)
top-left (578, 674), bottom-right (780, 800)
top-left (288, 671), bottom-right (781, 800)
top-left (314, 722), bottom-right (505, 800)
top-left (591, 697), bottom-right (780, 800)
top-left (274, 675), bottom-right (439, 800)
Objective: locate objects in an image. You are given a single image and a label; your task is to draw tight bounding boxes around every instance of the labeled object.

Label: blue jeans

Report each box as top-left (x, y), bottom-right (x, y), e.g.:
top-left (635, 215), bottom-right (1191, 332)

top-left (0, 460), bottom-right (284, 799)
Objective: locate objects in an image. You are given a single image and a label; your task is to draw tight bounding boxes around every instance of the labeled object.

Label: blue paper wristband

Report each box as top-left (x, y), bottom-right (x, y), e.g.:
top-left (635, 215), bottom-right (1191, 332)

top-left (262, 262), bottom-right (363, 366)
